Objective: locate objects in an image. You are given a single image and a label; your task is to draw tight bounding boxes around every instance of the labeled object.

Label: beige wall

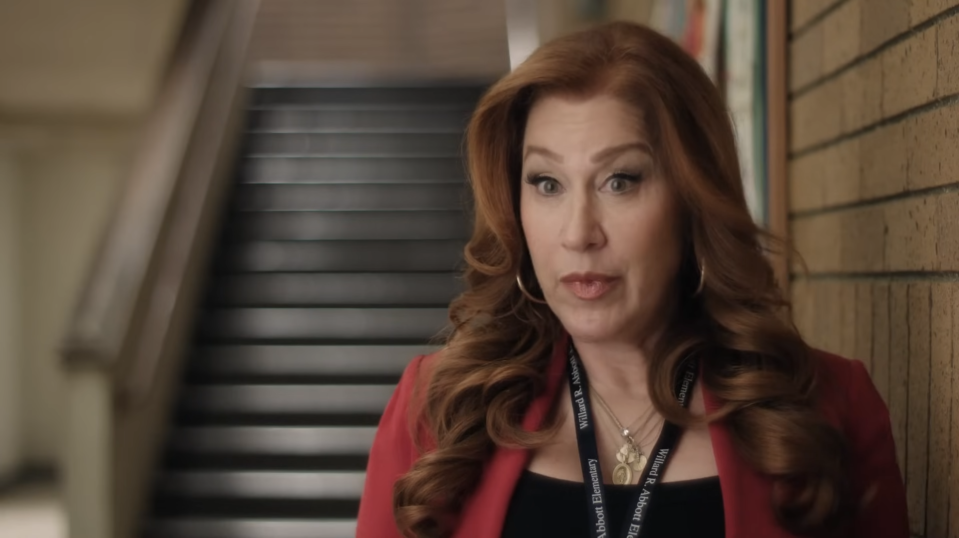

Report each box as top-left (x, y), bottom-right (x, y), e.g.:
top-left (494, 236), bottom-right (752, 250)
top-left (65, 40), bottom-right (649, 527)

top-left (249, 0), bottom-right (510, 80)
top-left (0, 0), bottom-right (189, 117)
top-left (16, 130), bottom-right (133, 465)
top-left (787, 1), bottom-right (959, 536)
top-left (0, 0), bottom-right (188, 471)
top-left (0, 150), bottom-right (23, 482)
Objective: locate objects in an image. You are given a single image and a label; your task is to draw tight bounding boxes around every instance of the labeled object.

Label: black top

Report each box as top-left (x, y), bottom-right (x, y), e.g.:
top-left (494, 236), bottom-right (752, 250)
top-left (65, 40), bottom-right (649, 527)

top-left (501, 470), bottom-right (725, 538)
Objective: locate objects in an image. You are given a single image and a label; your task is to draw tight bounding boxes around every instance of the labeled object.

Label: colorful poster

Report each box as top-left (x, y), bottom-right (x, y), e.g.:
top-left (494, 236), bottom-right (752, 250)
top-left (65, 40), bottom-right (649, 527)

top-left (650, 0), bottom-right (723, 82)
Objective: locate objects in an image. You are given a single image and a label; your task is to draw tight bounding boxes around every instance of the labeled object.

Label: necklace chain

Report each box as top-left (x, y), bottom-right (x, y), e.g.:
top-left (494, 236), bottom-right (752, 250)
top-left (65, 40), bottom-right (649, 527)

top-left (589, 385), bottom-right (655, 443)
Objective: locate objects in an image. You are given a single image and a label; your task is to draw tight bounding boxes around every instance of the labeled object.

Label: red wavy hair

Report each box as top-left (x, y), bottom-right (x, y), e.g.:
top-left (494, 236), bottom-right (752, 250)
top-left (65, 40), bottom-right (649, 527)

top-left (393, 21), bottom-right (853, 537)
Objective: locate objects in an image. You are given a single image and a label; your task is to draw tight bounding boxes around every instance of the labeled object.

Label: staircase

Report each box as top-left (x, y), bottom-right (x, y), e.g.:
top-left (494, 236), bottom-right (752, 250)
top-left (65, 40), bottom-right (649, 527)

top-left (144, 84), bottom-right (482, 538)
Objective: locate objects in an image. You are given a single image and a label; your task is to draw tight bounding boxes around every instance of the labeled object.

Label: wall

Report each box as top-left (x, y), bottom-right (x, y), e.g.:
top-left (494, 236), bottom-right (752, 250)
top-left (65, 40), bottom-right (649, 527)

top-left (249, 0), bottom-right (511, 80)
top-left (0, 0), bottom-right (188, 471)
top-left (787, 1), bottom-right (959, 536)
top-left (15, 129), bottom-right (133, 466)
top-left (0, 151), bottom-right (22, 483)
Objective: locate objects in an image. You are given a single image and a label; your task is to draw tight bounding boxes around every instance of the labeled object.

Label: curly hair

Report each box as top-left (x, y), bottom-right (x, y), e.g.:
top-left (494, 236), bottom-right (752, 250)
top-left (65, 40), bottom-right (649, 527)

top-left (393, 21), bottom-right (852, 537)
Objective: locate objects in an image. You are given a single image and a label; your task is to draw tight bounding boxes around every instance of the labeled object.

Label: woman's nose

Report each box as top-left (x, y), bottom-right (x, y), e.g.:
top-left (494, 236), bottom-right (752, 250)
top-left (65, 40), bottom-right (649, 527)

top-left (560, 196), bottom-right (605, 251)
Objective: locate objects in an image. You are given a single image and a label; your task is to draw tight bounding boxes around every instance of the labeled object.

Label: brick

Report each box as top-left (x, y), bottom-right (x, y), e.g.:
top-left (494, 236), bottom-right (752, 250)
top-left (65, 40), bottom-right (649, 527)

top-left (790, 23), bottom-right (824, 91)
top-left (858, 57), bottom-right (884, 128)
top-left (854, 282), bottom-right (873, 368)
top-left (884, 195), bottom-right (938, 271)
top-left (839, 205), bottom-right (886, 271)
top-left (872, 282), bottom-right (891, 401)
top-left (939, 14), bottom-right (959, 97)
top-left (791, 0), bottom-right (839, 32)
top-left (861, 0), bottom-right (912, 53)
top-left (839, 281), bottom-right (858, 357)
top-left (926, 282), bottom-right (953, 538)
top-left (820, 280), bottom-right (844, 352)
top-left (840, 61), bottom-right (878, 133)
top-left (822, 0), bottom-right (861, 74)
top-left (906, 282), bottom-right (930, 535)
top-left (791, 278), bottom-right (815, 339)
top-left (882, 27), bottom-right (939, 117)
top-left (912, 0), bottom-right (959, 27)
top-left (791, 212), bottom-right (842, 273)
top-left (790, 78), bottom-right (844, 151)
top-left (906, 106), bottom-right (959, 190)
top-left (950, 285), bottom-right (959, 537)
top-left (860, 122), bottom-right (907, 200)
top-left (822, 139), bottom-right (861, 205)
top-left (939, 192), bottom-right (959, 271)
top-left (788, 152), bottom-right (825, 213)
top-left (888, 282), bottom-right (909, 479)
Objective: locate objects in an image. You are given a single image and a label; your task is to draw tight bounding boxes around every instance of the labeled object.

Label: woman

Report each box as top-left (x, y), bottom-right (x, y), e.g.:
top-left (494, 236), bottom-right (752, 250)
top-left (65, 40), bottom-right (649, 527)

top-left (357, 21), bottom-right (908, 538)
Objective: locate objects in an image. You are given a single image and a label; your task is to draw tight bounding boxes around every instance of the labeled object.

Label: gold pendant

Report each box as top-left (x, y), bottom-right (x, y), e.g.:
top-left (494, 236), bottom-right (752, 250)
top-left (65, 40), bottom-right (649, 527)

top-left (613, 462), bottom-right (633, 485)
top-left (614, 442), bottom-right (646, 485)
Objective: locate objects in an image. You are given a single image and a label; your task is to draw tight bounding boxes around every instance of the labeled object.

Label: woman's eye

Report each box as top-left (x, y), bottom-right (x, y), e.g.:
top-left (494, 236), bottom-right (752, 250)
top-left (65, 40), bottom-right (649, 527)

top-left (605, 172), bottom-right (641, 193)
top-left (525, 175), bottom-right (562, 195)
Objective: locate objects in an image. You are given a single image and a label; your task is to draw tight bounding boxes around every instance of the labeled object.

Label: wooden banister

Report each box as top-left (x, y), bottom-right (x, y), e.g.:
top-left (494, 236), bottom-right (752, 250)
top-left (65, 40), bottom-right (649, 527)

top-left (59, 2), bottom-right (260, 538)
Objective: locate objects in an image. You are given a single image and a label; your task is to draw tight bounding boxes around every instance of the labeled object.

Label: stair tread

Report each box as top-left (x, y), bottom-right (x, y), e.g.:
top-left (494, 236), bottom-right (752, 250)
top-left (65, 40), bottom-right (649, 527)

top-left (158, 470), bottom-right (366, 499)
top-left (146, 517), bottom-right (357, 538)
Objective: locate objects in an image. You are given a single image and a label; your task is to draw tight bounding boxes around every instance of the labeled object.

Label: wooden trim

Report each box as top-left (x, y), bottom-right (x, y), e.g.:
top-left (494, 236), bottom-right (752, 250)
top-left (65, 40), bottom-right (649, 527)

top-left (766, 0), bottom-right (789, 291)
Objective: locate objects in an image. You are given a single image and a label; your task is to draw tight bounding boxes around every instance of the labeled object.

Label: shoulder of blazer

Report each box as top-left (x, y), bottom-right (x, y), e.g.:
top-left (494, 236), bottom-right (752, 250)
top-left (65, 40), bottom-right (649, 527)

top-left (356, 351), bottom-right (440, 538)
top-left (809, 348), bottom-right (910, 538)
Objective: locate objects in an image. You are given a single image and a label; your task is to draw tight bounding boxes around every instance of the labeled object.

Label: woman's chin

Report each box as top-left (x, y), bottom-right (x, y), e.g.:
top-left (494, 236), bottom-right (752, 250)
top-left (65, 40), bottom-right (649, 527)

top-left (554, 310), bottom-right (627, 344)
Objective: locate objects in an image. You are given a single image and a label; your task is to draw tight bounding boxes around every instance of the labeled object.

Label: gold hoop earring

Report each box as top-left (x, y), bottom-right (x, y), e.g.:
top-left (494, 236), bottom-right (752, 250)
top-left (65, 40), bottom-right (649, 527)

top-left (516, 273), bottom-right (548, 304)
top-left (695, 262), bottom-right (706, 296)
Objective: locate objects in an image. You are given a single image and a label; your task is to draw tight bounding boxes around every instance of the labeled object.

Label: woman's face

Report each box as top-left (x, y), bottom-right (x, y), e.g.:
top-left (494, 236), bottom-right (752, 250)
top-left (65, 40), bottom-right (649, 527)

top-left (519, 93), bottom-right (684, 346)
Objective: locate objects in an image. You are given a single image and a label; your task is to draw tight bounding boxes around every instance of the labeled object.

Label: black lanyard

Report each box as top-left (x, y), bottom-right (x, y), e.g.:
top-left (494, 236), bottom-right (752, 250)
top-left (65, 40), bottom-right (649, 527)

top-left (565, 343), bottom-right (698, 538)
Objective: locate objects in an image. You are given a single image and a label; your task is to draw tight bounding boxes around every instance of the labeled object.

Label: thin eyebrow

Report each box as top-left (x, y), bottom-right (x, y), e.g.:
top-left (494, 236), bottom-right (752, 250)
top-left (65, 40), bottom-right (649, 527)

top-left (522, 142), bottom-right (651, 164)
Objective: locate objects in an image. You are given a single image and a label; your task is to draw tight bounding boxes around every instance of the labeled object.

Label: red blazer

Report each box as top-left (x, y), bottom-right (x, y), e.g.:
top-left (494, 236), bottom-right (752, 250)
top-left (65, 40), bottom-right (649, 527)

top-left (357, 335), bottom-right (909, 537)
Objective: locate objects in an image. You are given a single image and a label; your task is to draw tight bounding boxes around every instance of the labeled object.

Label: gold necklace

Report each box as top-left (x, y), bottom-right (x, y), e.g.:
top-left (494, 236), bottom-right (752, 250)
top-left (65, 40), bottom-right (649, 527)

top-left (590, 387), bottom-right (650, 485)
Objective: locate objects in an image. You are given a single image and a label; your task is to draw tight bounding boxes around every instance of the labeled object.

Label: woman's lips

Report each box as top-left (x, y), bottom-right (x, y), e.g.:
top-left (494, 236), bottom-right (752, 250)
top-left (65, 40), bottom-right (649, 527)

top-left (559, 273), bottom-right (619, 300)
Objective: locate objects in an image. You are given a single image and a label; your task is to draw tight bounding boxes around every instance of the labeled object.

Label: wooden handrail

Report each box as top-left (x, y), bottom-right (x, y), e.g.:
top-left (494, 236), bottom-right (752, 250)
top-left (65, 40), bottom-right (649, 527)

top-left (61, 0), bottom-right (240, 370)
top-left (120, 0), bottom-right (259, 407)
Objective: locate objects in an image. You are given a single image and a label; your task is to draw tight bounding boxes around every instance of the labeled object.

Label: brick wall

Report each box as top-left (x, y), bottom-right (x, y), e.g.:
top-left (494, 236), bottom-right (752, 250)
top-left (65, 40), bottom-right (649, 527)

top-left (787, 1), bottom-right (959, 536)
top-left (249, 0), bottom-right (509, 79)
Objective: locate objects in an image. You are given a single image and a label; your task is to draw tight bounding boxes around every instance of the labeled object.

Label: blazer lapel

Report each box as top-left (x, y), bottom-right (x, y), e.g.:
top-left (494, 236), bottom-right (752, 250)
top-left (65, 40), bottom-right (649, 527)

top-left (702, 369), bottom-right (795, 538)
top-left (456, 338), bottom-right (796, 538)
top-left (453, 334), bottom-right (569, 538)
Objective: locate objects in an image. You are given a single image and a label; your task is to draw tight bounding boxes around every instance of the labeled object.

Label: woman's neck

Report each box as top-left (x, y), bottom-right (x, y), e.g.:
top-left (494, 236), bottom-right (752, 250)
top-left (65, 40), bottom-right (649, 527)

top-left (571, 338), bottom-right (654, 400)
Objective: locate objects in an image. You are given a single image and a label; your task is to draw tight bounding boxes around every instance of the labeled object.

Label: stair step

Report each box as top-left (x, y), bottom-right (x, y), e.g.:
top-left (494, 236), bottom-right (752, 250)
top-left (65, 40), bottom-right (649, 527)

top-left (181, 384), bottom-right (395, 415)
top-left (252, 86), bottom-right (483, 106)
top-left (233, 183), bottom-right (468, 211)
top-left (158, 470), bottom-right (365, 499)
top-left (169, 426), bottom-right (375, 455)
top-left (173, 412), bottom-right (383, 428)
top-left (208, 273), bottom-right (462, 306)
top-left (217, 240), bottom-right (465, 272)
top-left (151, 498), bottom-right (359, 519)
top-left (146, 518), bottom-right (356, 538)
top-left (246, 132), bottom-right (463, 156)
top-left (226, 210), bottom-right (469, 241)
top-left (248, 105), bottom-right (470, 131)
top-left (191, 345), bottom-right (433, 376)
top-left (241, 155), bottom-right (465, 183)
top-left (163, 453), bottom-right (369, 472)
top-left (197, 307), bottom-right (449, 342)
